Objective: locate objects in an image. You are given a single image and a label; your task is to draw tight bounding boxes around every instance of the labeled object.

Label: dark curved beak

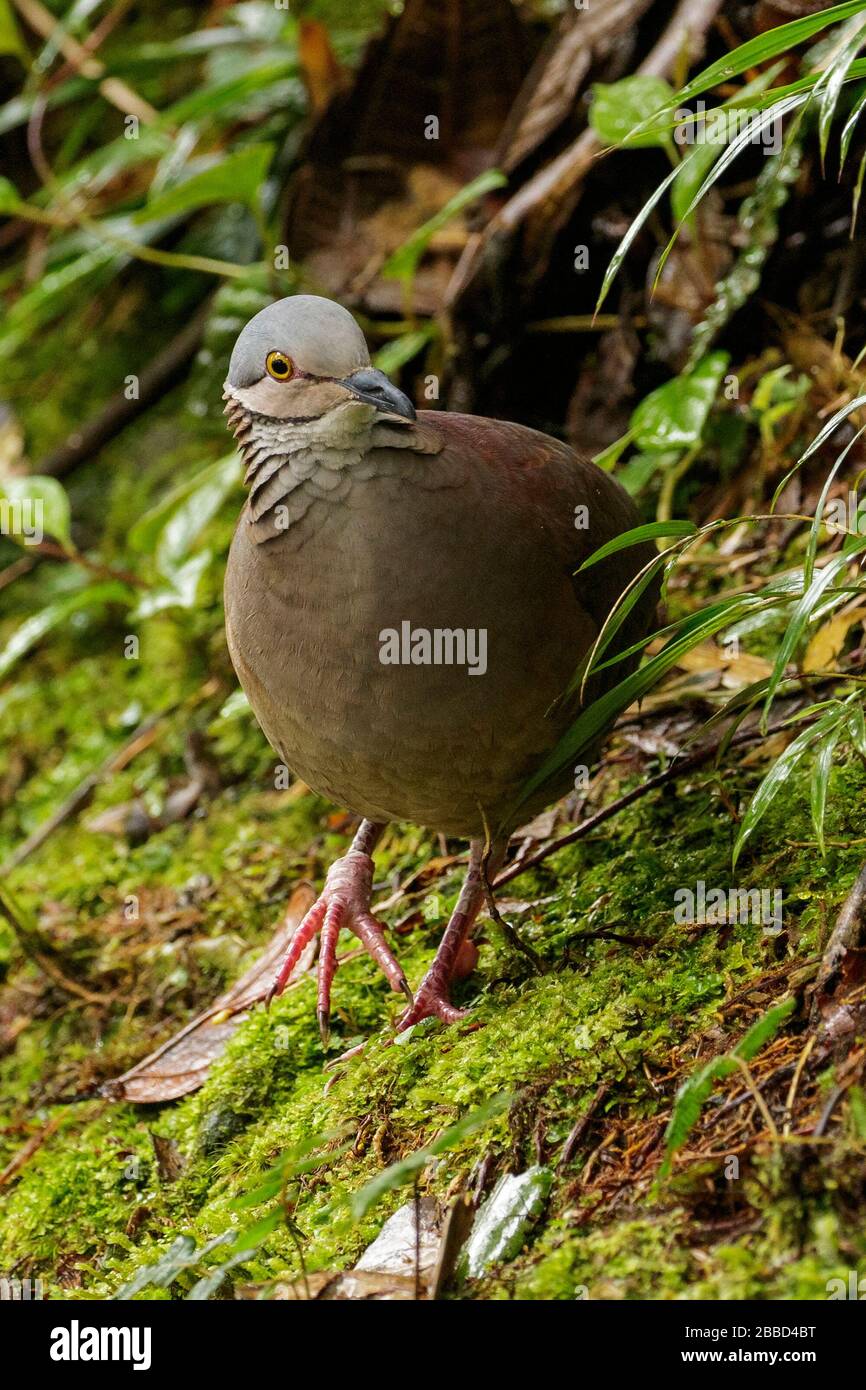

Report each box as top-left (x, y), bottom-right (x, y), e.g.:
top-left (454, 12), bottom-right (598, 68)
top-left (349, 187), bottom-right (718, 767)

top-left (341, 367), bottom-right (416, 422)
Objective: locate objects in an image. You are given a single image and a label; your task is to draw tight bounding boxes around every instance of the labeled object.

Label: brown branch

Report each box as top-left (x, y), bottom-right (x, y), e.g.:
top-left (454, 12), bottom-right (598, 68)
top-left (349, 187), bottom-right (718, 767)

top-left (0, 711), bottom-right (166, 875)
top-left (559, 1082), bottom-right (609, 1169)
top-left (40, 298), bottom-right (212, 478)
top-left (12, 0), bottom-right (161, 125)
top-left (810, 859), bottom-right (866, 1018)
top-left (447, 0), bottom-right (723, 306)
top-left (494, 720), bottom-right (793, 891)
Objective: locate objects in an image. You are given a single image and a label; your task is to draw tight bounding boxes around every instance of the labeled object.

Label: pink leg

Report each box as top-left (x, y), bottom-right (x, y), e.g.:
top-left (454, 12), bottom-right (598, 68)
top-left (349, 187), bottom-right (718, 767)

top-left (268, 820), bottom-right (410, 1044)
top-left (397, 837), bottom-right (508, 1032)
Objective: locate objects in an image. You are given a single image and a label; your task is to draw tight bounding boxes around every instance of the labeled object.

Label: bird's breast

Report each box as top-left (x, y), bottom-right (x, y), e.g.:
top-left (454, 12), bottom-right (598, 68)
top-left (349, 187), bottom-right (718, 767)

top-left (224, 459), bottom-right (594, 836)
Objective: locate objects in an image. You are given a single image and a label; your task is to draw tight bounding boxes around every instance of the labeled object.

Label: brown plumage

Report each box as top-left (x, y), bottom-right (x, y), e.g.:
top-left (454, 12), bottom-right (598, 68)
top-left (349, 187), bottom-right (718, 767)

top-left (223, 295), bottom-right (658, 1040)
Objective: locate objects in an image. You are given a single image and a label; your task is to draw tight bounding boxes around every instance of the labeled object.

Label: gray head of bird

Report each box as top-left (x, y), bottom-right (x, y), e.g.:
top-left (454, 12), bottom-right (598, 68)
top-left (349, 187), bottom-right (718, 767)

top-left (223, 295), bottom-right (416, 460)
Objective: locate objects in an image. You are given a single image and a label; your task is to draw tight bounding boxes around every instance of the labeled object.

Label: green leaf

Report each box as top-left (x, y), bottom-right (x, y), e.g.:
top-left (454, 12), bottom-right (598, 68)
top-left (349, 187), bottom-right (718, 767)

top-left (654, 94), bottom-right (808, 290)
top-left (763, 540), bottom-right (866, 720)
top-left (593, 429), bottom-right (634, 472)
top-left (578, 520), bottom-right (696, 570)
top-left (512, 590), bottom-right (765, 816)
top-left (660, 998), bottom-right (796, 1177)
top-left (815, 14), bottom-right (866, 164)
top-left (0, 475), bottom-right (71, 548)
top-left (589, 76), bottom-right (675, 148)
top-left (350, 1094), bottom-right (510, 1222)
top-left (840, 80), bottom-right (866, 166)
top-left (810, 721), bottom-right (843, 855)
top-left (132, 551), bottom-right (213, 618)
top-left (382, 170), bottom-right (507, 282)
top-left (674, 2), bottom-right (866, 108)
top-left (772, 392), bottom-right (866, 508)
top-left (0, 0), bottom-right (24, 60)
top-left (0, 174), bottom-right (21, 211)
top-left (670, 65), bottom-right (783, 225)
top-left (805, 424), bottom-right (866, 588)
top-left (631, 352), bottom-right (729, 452)
top-left (374, 328), bottom-right (434, 376)
top-left (162, 61), bottom-right (296, 126)
top-left (732, 704), bottom-right (846, 866)
top-left (129, 452), bottom-right (240, 574)
top-left (595, 157), bottom-right (683, 315)
top-left (135, 144), bottom-right (275, 222)
top-left (0, 582), bottom-right (133, 681)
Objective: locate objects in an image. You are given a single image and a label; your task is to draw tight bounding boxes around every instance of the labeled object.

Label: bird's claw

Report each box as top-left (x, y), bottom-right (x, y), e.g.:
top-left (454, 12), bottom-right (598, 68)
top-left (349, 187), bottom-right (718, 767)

top-left (395, 977), bottom-right (469, 1032)
top-left (268, 849), bottom-right (408, 1043)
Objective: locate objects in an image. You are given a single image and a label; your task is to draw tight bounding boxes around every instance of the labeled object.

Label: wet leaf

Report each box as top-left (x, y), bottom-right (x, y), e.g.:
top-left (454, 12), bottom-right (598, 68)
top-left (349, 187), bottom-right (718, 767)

top-left (0, 474), bottom-right (71, 548)
top-left (100, 885), bottom-right (315, 1102)
top-left (135, 144), bottom-right (275, 222)
top-left (460, 1167), bottom-right (551, 1278)
top-left (0, 582), bottom-right (133, 681)
top-left (631, 352), bottom-right (729, 452)
top-left (589, 76), bottom-right (674, 148)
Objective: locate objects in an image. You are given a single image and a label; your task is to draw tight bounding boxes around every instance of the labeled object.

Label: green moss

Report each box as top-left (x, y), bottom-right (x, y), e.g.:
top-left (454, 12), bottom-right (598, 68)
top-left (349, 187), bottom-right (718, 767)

top-left (2, 315), bottom-right (866, 1299)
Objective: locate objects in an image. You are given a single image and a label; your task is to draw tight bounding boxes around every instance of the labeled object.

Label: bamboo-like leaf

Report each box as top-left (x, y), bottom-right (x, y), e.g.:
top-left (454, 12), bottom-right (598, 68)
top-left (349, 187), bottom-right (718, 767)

top-left (847, 698), bottom-right (866, 759)
top-left (382, 170), bottom-right (506, 282)
top-left (135, 144), bottom-right (275, 222)
top-left (840, 79), bottom-right (866, 166)
top-left (595, 158), bottom-right (683, 315)
top-left (672, 2), bottom-right (866, 108)
top-left (653, 94), bottom-right (808, 290)
top-left (853, 143), bottom-right (866, 227)
top-left (512, 592), bottom-right (765, 816)
top-left (670, 66), bottom-right (783, 225)
top-left (811, 720), bottom-right (844, 854)
top-left (0, 582), bottom-right (133, 680)
top-left (771, 393), bottom-right (866, 509)
top-left (814, 13), bottom-right (866, 167)
top-left (763, 541), bottom-right (866, 721)
top-left (577, 520), bottom-right (696, 571)
top-left (804, 424), bottom-right (866, 587)
top-left (732, 705), bottom-right (844, 866)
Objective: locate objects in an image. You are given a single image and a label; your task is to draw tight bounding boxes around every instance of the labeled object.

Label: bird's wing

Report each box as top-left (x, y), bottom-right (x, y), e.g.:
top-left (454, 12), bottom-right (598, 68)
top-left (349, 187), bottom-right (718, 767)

top-left (382, 409), bottom-right (659, 636)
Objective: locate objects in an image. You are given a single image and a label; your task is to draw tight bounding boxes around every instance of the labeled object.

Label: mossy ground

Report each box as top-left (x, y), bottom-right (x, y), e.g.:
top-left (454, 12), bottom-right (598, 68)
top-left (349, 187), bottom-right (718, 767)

top-left (2, 304), bottom-right (866, 1302)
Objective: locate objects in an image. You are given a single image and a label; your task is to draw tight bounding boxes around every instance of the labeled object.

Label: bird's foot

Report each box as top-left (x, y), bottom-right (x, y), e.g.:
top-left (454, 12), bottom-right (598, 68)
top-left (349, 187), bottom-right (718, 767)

top-left (395, 958), bottom-right (468, 1031)
top-left (268, 847), bottom-right (410, 1044)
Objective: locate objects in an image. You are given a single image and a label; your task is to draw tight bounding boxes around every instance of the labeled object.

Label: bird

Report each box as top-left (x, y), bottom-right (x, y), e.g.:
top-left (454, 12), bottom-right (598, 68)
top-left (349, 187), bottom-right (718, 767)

top-left (223, 294), bottom-right (659, 1044)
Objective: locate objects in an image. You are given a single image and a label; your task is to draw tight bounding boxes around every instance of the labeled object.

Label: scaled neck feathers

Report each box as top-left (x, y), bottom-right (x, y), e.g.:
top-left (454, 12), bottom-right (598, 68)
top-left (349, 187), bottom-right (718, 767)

top-left (223, 389), bottom-right (443, 545)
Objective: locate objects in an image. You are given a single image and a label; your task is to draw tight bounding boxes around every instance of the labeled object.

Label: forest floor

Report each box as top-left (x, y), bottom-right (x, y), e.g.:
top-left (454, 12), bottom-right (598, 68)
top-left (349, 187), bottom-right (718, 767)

top-left (1, 293), bottom-right (866, 1302)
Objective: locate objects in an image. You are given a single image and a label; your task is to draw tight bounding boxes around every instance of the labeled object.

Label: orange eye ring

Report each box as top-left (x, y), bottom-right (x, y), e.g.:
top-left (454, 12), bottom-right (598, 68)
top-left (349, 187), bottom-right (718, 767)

top-left (266, 351), bottom-right (294, 381)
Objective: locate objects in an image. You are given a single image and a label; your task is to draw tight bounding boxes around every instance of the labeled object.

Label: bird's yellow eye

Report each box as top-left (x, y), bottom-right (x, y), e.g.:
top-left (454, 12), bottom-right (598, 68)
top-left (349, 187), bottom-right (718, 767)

top-left (266, 351), bottom-right (294, 381)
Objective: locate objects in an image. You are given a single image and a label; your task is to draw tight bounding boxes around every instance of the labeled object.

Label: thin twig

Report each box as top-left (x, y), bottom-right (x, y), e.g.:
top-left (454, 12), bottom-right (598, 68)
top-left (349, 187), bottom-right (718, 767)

top-left (494, 720), bottom-right (794, 891)
top-left (810, 859), bottom-right (866, 1019)
top-left (1, 711), bottom-right (167, 875)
